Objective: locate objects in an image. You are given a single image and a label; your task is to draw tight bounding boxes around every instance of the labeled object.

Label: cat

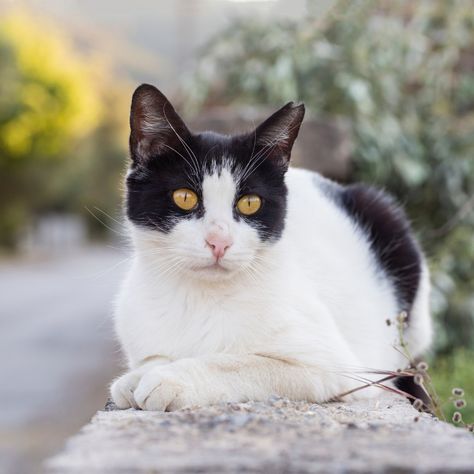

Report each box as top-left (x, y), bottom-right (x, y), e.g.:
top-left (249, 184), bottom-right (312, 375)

top-left (110, 84), bottom-right (432, 411)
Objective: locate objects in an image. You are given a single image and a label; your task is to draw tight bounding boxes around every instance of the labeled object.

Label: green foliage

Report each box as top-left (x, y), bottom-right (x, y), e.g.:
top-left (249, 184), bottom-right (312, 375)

top-left (430, 350), bottom-right (474, 425)
top-left (0, 11), bottom-right (128, 247)
top-left (0, 12), bottom-right (101, 164)
top-left (189, 0), bottom-right (474, 354)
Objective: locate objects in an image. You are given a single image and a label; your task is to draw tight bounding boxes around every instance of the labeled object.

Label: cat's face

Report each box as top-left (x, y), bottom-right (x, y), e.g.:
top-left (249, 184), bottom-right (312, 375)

top-left (126, 84), bottom-right (304, 282)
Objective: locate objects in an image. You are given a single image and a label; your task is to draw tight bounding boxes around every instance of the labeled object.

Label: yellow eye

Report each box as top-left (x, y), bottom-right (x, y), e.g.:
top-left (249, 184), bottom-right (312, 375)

top-left (172, 188), bottom-right (198, 211)
top-left (237, 194), bottom-right (262, 216)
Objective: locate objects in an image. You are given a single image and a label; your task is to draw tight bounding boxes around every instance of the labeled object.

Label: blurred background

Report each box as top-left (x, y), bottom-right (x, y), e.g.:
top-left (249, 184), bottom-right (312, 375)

top-left (0, 0), bottom-right (473, 472)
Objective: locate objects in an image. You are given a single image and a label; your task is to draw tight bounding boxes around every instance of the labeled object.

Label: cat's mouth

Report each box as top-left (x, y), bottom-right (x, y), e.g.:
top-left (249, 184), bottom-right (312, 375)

top-left (193, 262), bottom-right (230, 272)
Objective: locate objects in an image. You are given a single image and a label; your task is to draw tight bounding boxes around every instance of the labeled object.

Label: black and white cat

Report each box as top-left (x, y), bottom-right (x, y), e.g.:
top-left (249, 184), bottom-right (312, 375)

top-left (111, 84), bottom-right (432, 411)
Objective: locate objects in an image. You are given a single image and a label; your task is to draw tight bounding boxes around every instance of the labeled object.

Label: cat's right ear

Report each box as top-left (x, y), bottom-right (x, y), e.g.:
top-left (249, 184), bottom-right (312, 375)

top-left (129, 84), bottom-right (191, 164)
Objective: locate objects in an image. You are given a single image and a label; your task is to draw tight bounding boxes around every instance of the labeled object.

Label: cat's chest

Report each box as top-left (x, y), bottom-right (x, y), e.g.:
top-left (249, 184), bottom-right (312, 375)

top-left (120, 279), bottom-right (278, 365)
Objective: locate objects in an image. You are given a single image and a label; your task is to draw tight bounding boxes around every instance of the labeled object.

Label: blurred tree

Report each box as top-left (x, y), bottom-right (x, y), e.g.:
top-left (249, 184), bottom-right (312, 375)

top-left (0, 10), bottom-right (128, 247)
top-left (188, 0), bottom-right (474, 353)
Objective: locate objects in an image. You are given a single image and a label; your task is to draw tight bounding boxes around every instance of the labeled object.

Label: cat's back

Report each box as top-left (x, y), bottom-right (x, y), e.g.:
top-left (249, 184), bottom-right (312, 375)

top-left (283, 167), bottom-right (428, 364)
top-left (284, 166), bottom-right (422, 313)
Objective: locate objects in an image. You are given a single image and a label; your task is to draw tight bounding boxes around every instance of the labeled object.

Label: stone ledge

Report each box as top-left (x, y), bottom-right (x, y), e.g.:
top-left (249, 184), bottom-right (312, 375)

top-left (46, 396), bottom-right (474, 473)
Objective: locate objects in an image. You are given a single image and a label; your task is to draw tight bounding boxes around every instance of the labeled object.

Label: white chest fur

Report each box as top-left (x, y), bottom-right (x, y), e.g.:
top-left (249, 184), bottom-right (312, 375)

top-left (115, 256), bottom-right (289, 367)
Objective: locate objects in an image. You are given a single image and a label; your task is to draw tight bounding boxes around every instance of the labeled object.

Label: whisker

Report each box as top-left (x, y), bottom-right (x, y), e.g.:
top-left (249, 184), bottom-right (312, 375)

top-left (92, 207), bottom-right (127, 229)
top-left (85, 206), bottom-right (129, 238)
top-left (162, 105), bottom-right (201, 179)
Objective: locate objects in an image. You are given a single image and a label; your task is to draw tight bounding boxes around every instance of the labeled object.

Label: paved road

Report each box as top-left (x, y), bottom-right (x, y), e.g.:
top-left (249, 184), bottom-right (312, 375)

top-left (0, 246), bottom-right (127, 474)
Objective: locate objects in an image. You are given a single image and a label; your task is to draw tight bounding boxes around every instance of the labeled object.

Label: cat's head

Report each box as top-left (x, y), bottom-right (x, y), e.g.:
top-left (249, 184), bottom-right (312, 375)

top-left (126, 84), bottom-right (304, 282)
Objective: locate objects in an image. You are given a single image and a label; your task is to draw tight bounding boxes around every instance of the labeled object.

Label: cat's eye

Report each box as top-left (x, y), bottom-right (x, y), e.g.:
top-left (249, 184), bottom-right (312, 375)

top-left (237, 194), bottom-right (262, 216)
top-left (172, 188), bottom-right (198, 211)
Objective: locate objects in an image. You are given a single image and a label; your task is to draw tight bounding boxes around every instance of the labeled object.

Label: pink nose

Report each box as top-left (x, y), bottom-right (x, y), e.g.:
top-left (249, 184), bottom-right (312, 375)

top-left (205, 235), bottom-right (233, 260)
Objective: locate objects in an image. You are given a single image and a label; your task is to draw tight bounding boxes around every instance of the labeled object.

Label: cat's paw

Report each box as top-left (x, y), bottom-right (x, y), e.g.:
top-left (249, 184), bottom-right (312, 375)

top-left (133, 367), bottom-right (195, 411)
top-left (110, 370), bottom-right (144, 409)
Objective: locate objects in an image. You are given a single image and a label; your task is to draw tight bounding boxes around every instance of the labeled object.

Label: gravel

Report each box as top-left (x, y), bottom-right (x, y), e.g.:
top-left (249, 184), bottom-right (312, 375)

top-left (46, 395), bottom-right (474, 473)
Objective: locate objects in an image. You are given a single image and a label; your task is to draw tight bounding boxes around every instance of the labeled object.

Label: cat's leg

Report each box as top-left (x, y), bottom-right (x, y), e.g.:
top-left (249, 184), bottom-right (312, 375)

top-left (132, 328), bottom-right (363, 411)
top-left (110, 355), bottom-right (171, 409)
top-left (132, 354), bottom-right (319, 411)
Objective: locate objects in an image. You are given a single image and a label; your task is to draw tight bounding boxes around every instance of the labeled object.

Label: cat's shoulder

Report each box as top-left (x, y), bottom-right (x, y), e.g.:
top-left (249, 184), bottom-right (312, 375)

top-left (287, 167), bottom-right (422, 311)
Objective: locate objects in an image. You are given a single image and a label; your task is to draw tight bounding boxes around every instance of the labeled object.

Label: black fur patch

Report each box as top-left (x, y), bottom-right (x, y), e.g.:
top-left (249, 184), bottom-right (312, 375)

top-left (394, 375), bottom-right (431, 408)
top-left (126, 131), bottom-right (289, 241)
top-left (337, 184), bottom-right (422, 313)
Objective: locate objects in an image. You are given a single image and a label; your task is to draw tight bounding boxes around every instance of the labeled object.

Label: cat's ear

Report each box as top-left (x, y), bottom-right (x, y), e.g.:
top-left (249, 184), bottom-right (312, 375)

top-left (254, 102), bottom-right (305, 166)
top-left (129, 84), bottom-right (191, 164)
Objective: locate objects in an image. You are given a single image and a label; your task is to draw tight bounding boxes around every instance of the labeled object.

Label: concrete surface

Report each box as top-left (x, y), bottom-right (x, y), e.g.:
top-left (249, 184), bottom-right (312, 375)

top-left (47, 395), bottom-right (474, 473)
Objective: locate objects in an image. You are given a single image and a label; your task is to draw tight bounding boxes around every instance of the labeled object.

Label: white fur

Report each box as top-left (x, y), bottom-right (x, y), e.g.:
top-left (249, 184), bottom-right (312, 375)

top-left (111, 166), bottom-right (432, 410)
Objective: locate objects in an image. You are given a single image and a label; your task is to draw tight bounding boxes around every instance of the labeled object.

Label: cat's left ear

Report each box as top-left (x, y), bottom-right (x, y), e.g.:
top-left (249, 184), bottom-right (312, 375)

top-left (254, 102), bottom-right (305, 167)
top-left (129, 84), bottom-right (191, 164)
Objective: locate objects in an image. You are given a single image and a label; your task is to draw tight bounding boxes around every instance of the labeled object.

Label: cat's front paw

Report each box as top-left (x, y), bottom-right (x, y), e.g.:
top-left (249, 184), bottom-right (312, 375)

top-left (133, 367), bottom-right (196, 411)
top-left (110, 370), bottom-right (144, 409)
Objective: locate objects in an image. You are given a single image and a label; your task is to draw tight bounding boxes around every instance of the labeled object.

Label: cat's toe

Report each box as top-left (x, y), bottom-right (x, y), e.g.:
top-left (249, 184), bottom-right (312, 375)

top-left (110, 372), bottom-right (142, 409)
top-left (134, 371), bottom-right (186, 411)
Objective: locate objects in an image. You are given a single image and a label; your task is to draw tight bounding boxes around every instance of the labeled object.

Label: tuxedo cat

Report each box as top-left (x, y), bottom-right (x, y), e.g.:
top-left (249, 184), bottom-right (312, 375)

top-left (111, 84), bottom-right (432, 411)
